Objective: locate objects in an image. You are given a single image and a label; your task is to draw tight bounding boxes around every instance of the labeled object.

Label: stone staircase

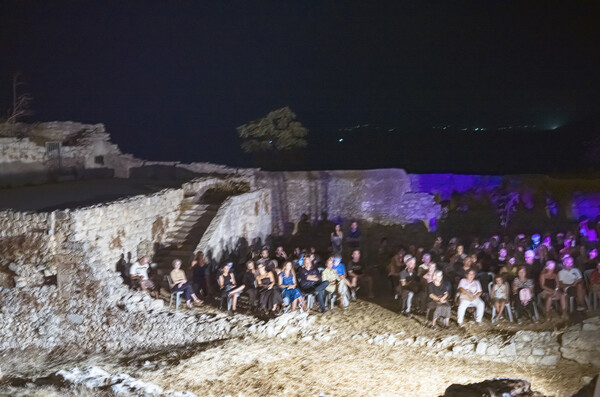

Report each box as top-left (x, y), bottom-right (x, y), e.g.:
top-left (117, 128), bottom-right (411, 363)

top-left (154, 197), bottom-right (221, 275)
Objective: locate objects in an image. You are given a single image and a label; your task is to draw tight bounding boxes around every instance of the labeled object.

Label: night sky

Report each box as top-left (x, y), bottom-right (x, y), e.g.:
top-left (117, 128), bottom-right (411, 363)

top-left (1, 1), bottom-right (599, 171)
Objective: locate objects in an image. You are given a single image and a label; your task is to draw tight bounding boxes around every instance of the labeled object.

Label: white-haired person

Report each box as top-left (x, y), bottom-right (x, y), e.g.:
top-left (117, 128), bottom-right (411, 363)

top-left (170, 259), bottom-right (201, 308)
top-left (558, 255), bottom-right (586, 311)
top-left (456, 268), bottom-right (485, 326)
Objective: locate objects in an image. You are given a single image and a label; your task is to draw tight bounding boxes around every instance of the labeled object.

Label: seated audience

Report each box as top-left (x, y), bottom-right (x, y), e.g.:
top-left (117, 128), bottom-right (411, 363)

top-left (129, 256), bottom-right (159, 299)
top-left (457, 269), bottom-right (485, 326)
top-left (590, 261), bottom-right (600, 294)
top-left (298, 256), bottom-right (329, 313)
top-left (170, 259), bottom-right (201, 308)
top-left (427, 270), bottom-right (451, 328)
top-left (321, 257), bottom-right (349, 308)
top-left (512, 266), bottom-right (536, 321)
top-left (242, 260), bottom-right (259, 310)
top-left (399, 255), bottom-right (425, 317)
top-left (490, 274), bottom-right (509, 321)
top-left (279, 261), bottom-right (304, 311)
top-left (347, 249), bottom-right (374, 299)
top-left (558, 255), bottom-right (586, 311)
top-left (190, 251), bottom-right (209, 297)
top-left (218, 263), bottom-right (244, 312)
top-left (256, 263), bottom-right (283, 314)
top-left (539, 261), bottom-right (567, 319)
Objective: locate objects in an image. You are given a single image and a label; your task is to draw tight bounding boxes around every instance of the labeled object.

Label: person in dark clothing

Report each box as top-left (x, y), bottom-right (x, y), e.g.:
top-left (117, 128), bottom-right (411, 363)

top-left (346, 221), bottom-right (362, 251)
top-left (399, 255), bottom-right (425, 316)
top-left (297, 256), bottom-right (329, 313)
top-left (241, 261), bottom-right (259, 310)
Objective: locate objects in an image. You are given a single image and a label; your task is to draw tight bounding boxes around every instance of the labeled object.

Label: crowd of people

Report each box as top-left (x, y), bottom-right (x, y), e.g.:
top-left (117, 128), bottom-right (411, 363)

top-left (121, 217), bottom-right (600, 327)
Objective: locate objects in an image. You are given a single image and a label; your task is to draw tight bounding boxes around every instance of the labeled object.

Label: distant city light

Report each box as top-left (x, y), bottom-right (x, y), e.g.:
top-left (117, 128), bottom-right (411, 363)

top-left (338, 138), bottom-right (344, 142)
top-left (269, 140), bottom-right (273, 144)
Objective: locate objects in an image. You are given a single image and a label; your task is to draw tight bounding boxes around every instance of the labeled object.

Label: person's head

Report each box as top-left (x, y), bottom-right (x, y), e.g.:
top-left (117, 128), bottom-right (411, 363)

top-left (508, 257), bottom-right (516, 267)
top-left (335, 224), bottom-right (341, 232)
top-left (195, 251), bottom-right (205, 263)
top-left (434, 236), bottom-right (443, 245)
top-left (543, 236), bottom-right (552, 246)
top-left (499, 248), bottom-right (507, 260)
top-left (172, 259), bottom-right (182, 270)
top-left (139, 256), bottom-right (149, 265)
top-left (333, 256), bottom-right (341, 267)
top-left (422, 253), bottom-right (431, 265)
top-left (466, 269), bottom-right (476, 282)
top-left (257, 263), bottom-right (266, 274)
top-left (545, 260), bottom-right (556, 272)
top-left (261, 248), bottom-right (269, 259)
top-left (590, 249), bottom-right (598, 260)
top-left (457, 245), bottom-right (464, 255)
top-left (463, 256), bottom-right (473, 269)
top-left (495, 274), bottom-right (504, 285)
top-left (351, 221), bottom-right (358, 231)
top-left (405, 256), bottom-right (416, 271)
top-left (303, 256), bottom-right (313, 269)
top-left (563, 255), bottom-right (574, 269)
top-left (518, 266), bottom-right (527, 280)
top-left (326, 257), bottom-right (334, 269)
top-left (428, 262), bottom-right (437, 273)
top-left (222, 263), bottom-right (230, 275)
top-left (433, 270), bottom-right (443, 285)
top-left (352, 249), bottom-right (361, 262)
top-left (276, 246), bottom-right (284, 254)
top-left (283, 261), bottom-right (293, 274)
top-left (525, 250), bottom-right (535, 265)
top-left (246, 261), bottom-right (255, 270)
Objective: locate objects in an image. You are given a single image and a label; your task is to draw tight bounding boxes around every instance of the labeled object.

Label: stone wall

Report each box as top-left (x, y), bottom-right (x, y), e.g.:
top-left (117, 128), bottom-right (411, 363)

top-left (257, 169), bottom-right (440, 234)
top-left (196, 189), bottom-right (272, 263)
top-left (0, 210), bottom-right (56, 287)
top-left (62, 188), bottom-right (184, 266)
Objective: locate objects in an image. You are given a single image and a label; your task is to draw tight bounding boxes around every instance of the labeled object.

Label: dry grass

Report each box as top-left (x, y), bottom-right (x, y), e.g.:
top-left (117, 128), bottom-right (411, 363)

top-left (134, 300), bottom-right (594, 397)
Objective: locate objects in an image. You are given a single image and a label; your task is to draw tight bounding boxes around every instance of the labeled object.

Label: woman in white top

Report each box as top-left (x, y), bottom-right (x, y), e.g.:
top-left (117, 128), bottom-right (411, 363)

top-left (170, 259), bottom-right (201, 308)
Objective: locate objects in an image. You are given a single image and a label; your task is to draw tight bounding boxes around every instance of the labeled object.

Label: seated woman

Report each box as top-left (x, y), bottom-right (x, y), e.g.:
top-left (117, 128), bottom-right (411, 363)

top-left (427, 270), bottom-right (451, 328)
top-left (512, 266), bottom-right (536, 321)
top-left (170, 259), bottom-right (202, 308)
top-left (256, 263), bottom-right (283, 315)
top-left (539, 261), bottom-right (567, 320)
top-left (218, 263), bottom-right (244, 312)
top-left (278, 261), bottom-right (304, 311)
top-left (490, 274), bottom-right (509, 321)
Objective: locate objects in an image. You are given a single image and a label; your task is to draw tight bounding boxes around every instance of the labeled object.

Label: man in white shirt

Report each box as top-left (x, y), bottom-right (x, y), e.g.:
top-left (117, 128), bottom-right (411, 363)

top-left (457, 269), bottom-right (485, 326)
top-left (558, 255), bottom-right (586, 311)
top-left (130, 256), bottom-right (159, 298)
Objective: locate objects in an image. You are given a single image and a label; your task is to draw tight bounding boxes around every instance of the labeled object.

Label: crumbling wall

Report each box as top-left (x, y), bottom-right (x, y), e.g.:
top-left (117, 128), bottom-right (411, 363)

top-left (196, 189), bottom-right (271, 263)
top-left (63, 188), bottom-right (184, 266)
top-left (257, 169), bottom-right (440, 234)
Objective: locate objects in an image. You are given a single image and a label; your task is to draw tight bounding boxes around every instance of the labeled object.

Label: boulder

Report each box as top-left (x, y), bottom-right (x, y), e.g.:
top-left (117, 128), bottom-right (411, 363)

top-left (440, 378), bottom-right (546, 397)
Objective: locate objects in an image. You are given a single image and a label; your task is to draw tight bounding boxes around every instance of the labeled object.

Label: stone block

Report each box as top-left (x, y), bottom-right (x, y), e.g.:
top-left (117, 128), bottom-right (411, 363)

top-left (475, 342), bottom-right (488, 355)
top-left (540, 355), bottom-right (559, 366)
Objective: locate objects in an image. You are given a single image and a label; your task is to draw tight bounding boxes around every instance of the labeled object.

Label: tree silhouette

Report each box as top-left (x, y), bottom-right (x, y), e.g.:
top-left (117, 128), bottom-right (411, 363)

top-left (6, 72), bottom-right (33, 124)
top-left (237, 107), bottom-right (308, 153)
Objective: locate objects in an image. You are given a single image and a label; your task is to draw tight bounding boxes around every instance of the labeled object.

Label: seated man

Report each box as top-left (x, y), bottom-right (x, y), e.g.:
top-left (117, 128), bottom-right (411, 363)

top-left (129, 256), bottom-right (159, 299)
top-left (297, 256), bottom-right (329, 313)
top-left (347, 249), bottom-right (374, 299)
top-left (427, 270), bottom-right (451, 328)
top-left (241, 260), bottom-right (259, 310)
top-left (399, 255), bottom-right (425, 317)
top-left (558, 255), bottom-right (586, 311)
top-left (457, 269), bottom-right (485, 326)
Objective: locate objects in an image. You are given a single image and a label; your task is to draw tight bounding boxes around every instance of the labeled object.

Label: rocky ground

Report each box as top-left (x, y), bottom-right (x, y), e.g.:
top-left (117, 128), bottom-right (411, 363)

top-left (1, 297), bottom-right (597, 397)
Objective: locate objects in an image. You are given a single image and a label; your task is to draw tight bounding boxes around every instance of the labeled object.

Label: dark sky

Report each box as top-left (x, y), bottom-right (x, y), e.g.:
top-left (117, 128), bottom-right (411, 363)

top-left (1, 1), bottom-right (599, 167)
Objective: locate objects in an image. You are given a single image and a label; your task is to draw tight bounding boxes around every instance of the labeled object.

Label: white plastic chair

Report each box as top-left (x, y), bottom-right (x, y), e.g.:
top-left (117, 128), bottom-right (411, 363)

top-left (167, 275), bottom-right (184, 310)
